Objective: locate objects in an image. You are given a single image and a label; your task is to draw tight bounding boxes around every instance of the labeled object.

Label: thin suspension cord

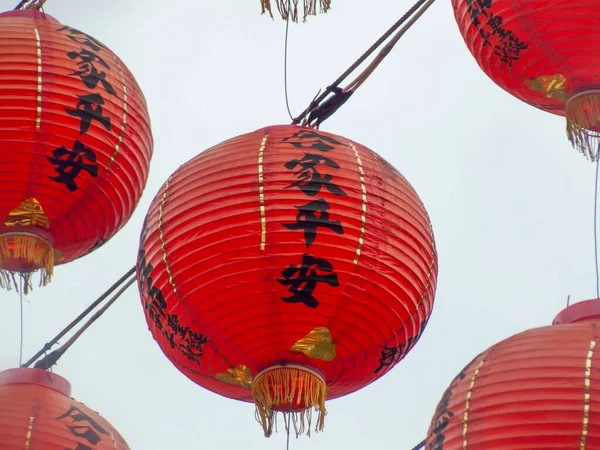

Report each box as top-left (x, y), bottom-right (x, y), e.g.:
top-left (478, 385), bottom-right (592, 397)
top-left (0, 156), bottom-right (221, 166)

top-left (283, 0), bottom-right (294, 121)
top-left (594, 157), bottom-right (600, 298)
top-left (19, 277), bottom-right (24, 367)
top-left (21, 266), bottom-right (136, 368)
top-left (409, 439), bottom-right (425, 450)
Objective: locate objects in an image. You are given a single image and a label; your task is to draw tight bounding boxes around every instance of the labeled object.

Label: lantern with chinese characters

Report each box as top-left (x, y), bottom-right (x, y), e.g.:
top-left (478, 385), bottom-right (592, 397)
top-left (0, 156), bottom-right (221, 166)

top-left (0, 368), bottom-right (129, 449)
top-left (425, 298), bottom-right (600, 449)
top-left (137, 125), bottom-right (437, 436)
top-left (261, 0), bottom-right (331, 22)
top-left (0, 9), bottom-right (153, 292)
top-left (452, 0), bottom-right (600, 160)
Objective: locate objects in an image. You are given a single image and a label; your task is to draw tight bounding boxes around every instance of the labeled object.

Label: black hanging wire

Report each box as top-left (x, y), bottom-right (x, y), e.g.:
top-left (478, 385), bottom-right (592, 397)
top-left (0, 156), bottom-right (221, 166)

top-left (21, 266), bottom-right (136, 369)
top-left (410, 439), bottom-right (426, 450)
top-left (19, 277), bottom-right (24, 366)
top-left (283, 0), bottom-right (295, 121)
top-left (291, 0), bottom-right (437, 129)
top-left (594, 157), bottom-right (600, 298)
top-left (14, 0), bottom-right (45, 9)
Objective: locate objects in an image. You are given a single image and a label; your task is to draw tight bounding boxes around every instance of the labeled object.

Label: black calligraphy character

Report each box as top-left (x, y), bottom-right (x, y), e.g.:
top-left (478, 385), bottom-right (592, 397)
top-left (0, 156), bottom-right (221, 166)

top-left (493, 34), bottom-right (528, 66)
top-left (164, 314), bottom-right (190, 349)
top-left (56, 406), bottom-right (107, 446)
top-left (284, 199), bottom-right (344, 247)
top-left (179, 330), bottom-right (208, 364)
top-left (57, 26), bottom-right (107, 52)
top-left (465, 0), bottom-right (492, 26)
top-left (136, 250), bottom-right (167, 330)
top-left (285, 153), bottom-right (347, 197)
top-left (481, 13), bottom-right (511, 43)
top-left (47, 140), bottom-right (98, 192)
top-left (65, 93), bottom-right (111, 135)
top-left (282, 129), bottom-right (344, 152)
top-left (67, 49), bottom-right (117, 96)
top-left (278, 253), bottom-right (339, 308)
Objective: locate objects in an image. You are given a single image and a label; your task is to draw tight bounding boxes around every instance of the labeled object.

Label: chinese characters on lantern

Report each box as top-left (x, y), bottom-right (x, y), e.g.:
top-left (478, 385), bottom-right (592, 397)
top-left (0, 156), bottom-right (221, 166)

top-left (373, 319), bottom-right (429, 374)
top-left (137, 248), bottom-right (208, 364)
top-left (278, 130), bottom-right (347, 308)
top-left (47, 26), bottom-right (117, 192)
top-left (56, 405), bottom-right (108, 450)
top-left (465, 0), bottom-right (528, 66)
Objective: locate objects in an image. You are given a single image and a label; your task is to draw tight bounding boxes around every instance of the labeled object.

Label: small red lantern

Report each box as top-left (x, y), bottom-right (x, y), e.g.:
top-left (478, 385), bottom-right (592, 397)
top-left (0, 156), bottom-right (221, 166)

top-left (452, 0), bottom-right (600, 160)
top-left (425, 298), bottom-right (600, 449)
top-left (261, 0), bottom-right (331, 22)
top-left (0, 9), bottom-right (153, 292)
top-left (0, 368), bottom-right (129, 449)
top-left (137, 125), bottom-right (438, 436)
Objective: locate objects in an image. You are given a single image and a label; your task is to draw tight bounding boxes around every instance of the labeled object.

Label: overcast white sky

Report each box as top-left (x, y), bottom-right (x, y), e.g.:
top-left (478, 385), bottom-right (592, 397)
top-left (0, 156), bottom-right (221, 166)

top-left (0, 0), bottom-right (597, 448)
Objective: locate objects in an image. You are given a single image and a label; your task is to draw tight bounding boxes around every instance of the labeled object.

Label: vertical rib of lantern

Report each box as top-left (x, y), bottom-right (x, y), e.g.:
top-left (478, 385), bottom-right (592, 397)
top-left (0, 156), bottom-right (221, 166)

top-left (566, 91), bottom-right (600, 161)
top-left (252, 365), bottom-right (327, 437)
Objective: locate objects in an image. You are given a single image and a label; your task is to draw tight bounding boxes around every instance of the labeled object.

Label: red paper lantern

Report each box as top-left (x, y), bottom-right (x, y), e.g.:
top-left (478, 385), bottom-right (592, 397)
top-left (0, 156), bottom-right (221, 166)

top-left (425, 298), bottom-right (600, 449)
top-left (452, 0), bottom-right (600, 160)
top-left (0, 368), bottom-right (129, 449)
top-left (137, 124), bottom-right (438, 436)
top-left (0, 9), bottom-right (153, 292)
top-left (260, 0), bottom-right (331, 22)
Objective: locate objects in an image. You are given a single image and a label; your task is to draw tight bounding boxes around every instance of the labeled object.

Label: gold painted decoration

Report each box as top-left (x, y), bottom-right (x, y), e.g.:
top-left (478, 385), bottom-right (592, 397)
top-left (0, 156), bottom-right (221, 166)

top-left (215, 365), bottom-right (253, 388)
top-left (525, 74), bottom-right (568, 102)
top-left (5, 198), bottom-right (50, 229)
top-left (290, 326), bottom-right (336, 361)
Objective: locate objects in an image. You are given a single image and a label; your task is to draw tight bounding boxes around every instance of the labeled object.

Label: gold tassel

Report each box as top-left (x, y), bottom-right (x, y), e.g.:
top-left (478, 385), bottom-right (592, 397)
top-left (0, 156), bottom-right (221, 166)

top-left (0, 232), bottom-right (54, 294)
top-left (566, 90), bottom-right (600, 161)
top-left (263, 0), bottom-right (330, 22)
top-left (252, 365), bottom-right (327, 438)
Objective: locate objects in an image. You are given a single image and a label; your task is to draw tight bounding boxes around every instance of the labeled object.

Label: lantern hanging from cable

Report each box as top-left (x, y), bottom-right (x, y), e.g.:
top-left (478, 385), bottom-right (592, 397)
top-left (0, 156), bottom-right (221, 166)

top-left (425, 297), bottom-right (600, 449)
top-left (0, 9), bottom-right (153, 293)
top-left (451, 0), bottom-right (600, 160)
top-left (0, 367), bottom-right (130, 449)
top-left (137, 124), bottom-right (438, 437)
top-left (261, 0), bottom-right (331, 22)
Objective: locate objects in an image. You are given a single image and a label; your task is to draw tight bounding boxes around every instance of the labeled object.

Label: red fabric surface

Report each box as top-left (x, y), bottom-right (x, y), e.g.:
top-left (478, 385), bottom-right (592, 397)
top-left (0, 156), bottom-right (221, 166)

top-left (0, 10), bottom-right (153, 265)
top-left (137, 125), bottom-right (437, 403)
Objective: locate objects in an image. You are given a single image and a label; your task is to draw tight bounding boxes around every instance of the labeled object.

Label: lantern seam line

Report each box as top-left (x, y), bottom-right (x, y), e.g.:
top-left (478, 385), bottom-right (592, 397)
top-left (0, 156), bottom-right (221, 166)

top-left (581, 339), bottom-right (596, 450)
top-left (462, 357), bottom-right (485, 449)
top-left (107, 59), bottom-right (128, 168)
top-left (34, 26), bottom-right (42, 131)
top-left (349, 142), bottom-right (367, 264)
top-left (158, 176), bottom-right (179, 296)
top-left (258, 134), bottom-right (269, 251)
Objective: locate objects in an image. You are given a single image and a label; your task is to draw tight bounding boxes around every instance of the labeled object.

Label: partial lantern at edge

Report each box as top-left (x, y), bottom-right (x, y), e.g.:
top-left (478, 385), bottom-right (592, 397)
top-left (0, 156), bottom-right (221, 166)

top-left (137, 124), bottom-right (438, 437)
top-left (0, 367), bottom-right (129, 449)
top-left (261, 0), bottom-right (331, 22)
top-left (0, 9), bottom-right (153, 293)
top-left (425, 298), bottom-right (600, 449)
top-left (451, 0), bottom-right (600, 160)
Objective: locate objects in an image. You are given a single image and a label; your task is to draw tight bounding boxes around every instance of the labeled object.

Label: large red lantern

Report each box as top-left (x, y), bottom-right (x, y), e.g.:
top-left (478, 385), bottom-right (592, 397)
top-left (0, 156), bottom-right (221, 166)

top-left (0, 368), bottom-right (129, 449)
top-left (261, 0), bottom-right (331, 22)
top-left (452, 0), bottom-right (600, 160)
top-left (0, 9), bottom-right (153, 292)
top-left (137, 124), bottom-right (437, 436)
top-left (425, 298), bottom-right (600, 449)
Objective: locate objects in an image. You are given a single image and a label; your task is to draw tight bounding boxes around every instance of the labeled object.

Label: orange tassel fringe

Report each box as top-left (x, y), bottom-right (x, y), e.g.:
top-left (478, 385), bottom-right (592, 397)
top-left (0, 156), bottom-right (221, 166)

top-left (0, 233), bottom-right (54, 294)
top-left (261, 0), bottom-right (331, 22)
top-left (566, 91), bottom-right (600, 161)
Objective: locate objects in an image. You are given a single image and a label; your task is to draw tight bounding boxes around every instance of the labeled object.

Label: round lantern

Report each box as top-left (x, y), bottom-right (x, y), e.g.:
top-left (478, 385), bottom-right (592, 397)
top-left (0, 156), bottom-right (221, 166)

top-left (451, 0), bottom-right (600, 160)
top-left (261, 0), bottom-right (331, 22)
top-left (0, 9), bottom-right (153, 293)
top-left (137, 124), bottom-right (438, 436)
top-left (0, 367), bottom-right (129, 449)
top-left (425, 297), bottom-right (600, 449)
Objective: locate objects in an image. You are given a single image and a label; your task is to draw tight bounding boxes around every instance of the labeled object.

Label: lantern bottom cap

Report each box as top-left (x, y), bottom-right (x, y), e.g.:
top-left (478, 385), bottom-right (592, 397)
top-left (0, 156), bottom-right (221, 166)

top-left (0, 229), bottom-right (56, 294)
top-left (251, 364), bottom-right (327, 438)
top-left (566, 89), bottom-right (600, 161)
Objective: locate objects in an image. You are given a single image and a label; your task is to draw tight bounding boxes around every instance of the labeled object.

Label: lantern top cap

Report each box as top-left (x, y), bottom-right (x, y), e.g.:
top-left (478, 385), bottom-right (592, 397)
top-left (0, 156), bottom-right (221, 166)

top-left (0, 368), bottom-right (71, 396)
top-left (0, 9), bottom-right (60, 24)
top-left (552, 298), bottom-right (600, 325)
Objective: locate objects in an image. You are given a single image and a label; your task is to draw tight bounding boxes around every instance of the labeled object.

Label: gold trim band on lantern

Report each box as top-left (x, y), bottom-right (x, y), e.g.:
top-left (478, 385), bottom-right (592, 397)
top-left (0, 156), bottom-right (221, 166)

top-left (349, 142), bottom-right (367, 264)
top-left (462, 358), bottom-right (485, 449)
top-left (107, 59), bottom-right (128, 168)
top-left (157, 175), bottom-right (179, 296)
top-left (258, 135), bottom-right (269, 251)
top-left (34, 26), bottom-right (42, 131)
top-left (581, 340), bottom-right (596, 450)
